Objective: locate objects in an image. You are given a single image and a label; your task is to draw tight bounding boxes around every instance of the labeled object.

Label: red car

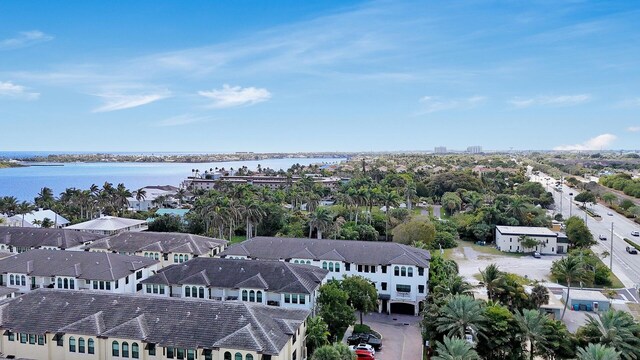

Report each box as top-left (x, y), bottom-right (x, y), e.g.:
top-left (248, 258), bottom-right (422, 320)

top-left (355, 349), bottom-right (375, 360)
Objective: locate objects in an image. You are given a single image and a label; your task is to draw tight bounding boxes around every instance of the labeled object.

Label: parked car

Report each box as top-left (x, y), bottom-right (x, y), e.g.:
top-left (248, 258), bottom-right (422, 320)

top-left (607, 212), bottom-right (613, 216)
top-left (347, 333), bottom-right (382, 350)
top-left (626, 246), bottom-right (638, 255)
top-left (355, 350), bottom-right (375, 360)
top-left (599, 234), bottom-right (607, 241)
top-left (632, 231), bottom-right (640, 237)
top-left (533, 252), bottom-right (541, 258)
top-left (350, 343), bottom-right (375, 355)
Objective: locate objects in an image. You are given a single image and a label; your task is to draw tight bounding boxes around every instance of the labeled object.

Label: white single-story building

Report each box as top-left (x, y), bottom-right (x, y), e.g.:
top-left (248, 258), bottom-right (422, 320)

top-left (7, 209), bottom-right (69, 228)
top-left (563, 289), bottom-right (610, 312)
top-left (66, 216), bottom-right (147, 235)
top-left (495, 225), bottom-right (567, 255)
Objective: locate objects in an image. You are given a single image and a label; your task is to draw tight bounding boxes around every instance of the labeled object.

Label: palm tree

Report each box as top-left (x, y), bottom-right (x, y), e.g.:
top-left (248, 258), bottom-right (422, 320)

top-left (153, 195), bottom-right (167, 209)
top-left (552, 256), bottom-right (587, 320)
top-left (308, 207), bottom-right (333, 239)
top-left (529, 282), bottom-right (550, 308)
top-left (41, 217), bottom-right (54, 228)
top-left (134, 188), bottom-right (147, 211)
top-left (0, 196), bottom-right (18, 215)
top-left (380, 189), bottom-right (400, 241)
top-left (479, 263), bottom-right (503, 300)
top-left (577, 344), bottom-right (621, 360)
top-left (16, 201), bottom-right (36, 227)
top-left (435, 295), bottom-right (485, 342)
top-left (175, 188), bottom-right (187, 206)
top-left (243, 199), bottom-right (265, 239)
top-left (305, 316), bottom-right (330, 356)
top-left (584, 309), bottom-right (640, 360)
top-left (514, 309), bottom-right (548, 360)
top-left (34, 187), bottom-right (55, 209)
top-left (434, 275), bottom-right (473, 298)
top-left (404, 182), bottom-right (417, 210)
top-left (432, 336), bottom-right (479, 360)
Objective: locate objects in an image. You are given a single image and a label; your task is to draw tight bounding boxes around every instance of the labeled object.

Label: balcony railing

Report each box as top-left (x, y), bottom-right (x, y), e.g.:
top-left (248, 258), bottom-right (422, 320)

top-left (395, 291), bottom-right (411, 298)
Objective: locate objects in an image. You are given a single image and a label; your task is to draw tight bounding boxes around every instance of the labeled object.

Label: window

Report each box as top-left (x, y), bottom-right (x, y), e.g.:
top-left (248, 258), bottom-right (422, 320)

top-left (132, 342), bottom-right (139, 358)
top-left (148, 344), bottom-right (156, 356)
top-left (396, 284), bottom-right (411, 293)
top-left (9, 274), bottom-right (14, 285)
top-left (29, 334), bottom-right (36, 344)
top-left (21, 275), bottom-right (26, 286)
top-left (322, 262), bottom-right (327, 270)
top-left (176, 348), bottom-right (185, 359)
top-left (185, 286), bottom-right (191, 297)
top-left (300, 295), bottom-right (306, 304)
top-left (8, 331), bottom-right (14, 341)
top-left (394, 266), bottom-right (399, 276)
top-left (146, 284), bottom-right (152, 293)
top-left (122, 341), bottom-right (129, 358)
top-left (371, 265), bottom-right (376, 273)
top-left (249, 290), bottom-right (255, 302)
top-left (79, 337), bottom-right (85, 353)
top-left (285, 293), bottom-right (291, 303)
top-left (106, 281), bottom-right (112, 290)
top-left (328, 262), bottom-right (334, 271)
top-left (292, 294), bottom-right (298, 304)
top-left (257, 291), bottom-right (263, 303)
top-left (224, 352), bottom-right (232, 360)
top-left (358, 264), bottom-right (363, 272)
top-left (242, 290), bottom-right (248, 301)
top-left (204, 349), bottom-right (212, 360)
top-left (179, 255), bottom-right (184, 263)
top-left (38, 335), bottom-right (45, 345)
top-left (345, 263), bottom-right (350, 271)
top-left (199, 287), bottom-right (205, 298)
top-left (408, 267), bottom-right (413, 277)
top-left (235, 353), bottom-right (243, 360)
top-left (418, 267), bottom-right (424, 276)
top-left (155, 253), bottom-right (159, 260)
top-left (57, 278), bottom-right (62, 288)
top-left (401, 267), bottom-right (407, 277)
top-left (69, 336), bottom-right (76, 352)
top-left (167, 347), bottom-right (175, 358)
top-left (126, 276), bottom-right (130, 284)
top-left (381, 282), bottom-right (387, 291)
top-left (174, 254), bottom-right (178, 263)
top-left (246, 355), bottom-right (254, 360)
top-left (70, 278), bottom-right (75, 289)
top-left (56, 335), bottom-right (64, 347)
top-left (335, 263), bottom-right (340, 272)
top-left (187, 349), bottom-right (195, 360)
top-left (382, 265), bottom-right (387, 273)
top-left (20, 333), bottom-right (27, 343)
top-left (88, 338), bottom-right (95, 354)
top-left (184, 255), bottom-right (189, 261)
top-left (64, 278), bottom-right (69, 289)
top-left (419, 285), bottom-right (425, 293)
top-left (160, 286), bottom-right (165, 295)
top-left (136, 270), bottom-right (142, 280)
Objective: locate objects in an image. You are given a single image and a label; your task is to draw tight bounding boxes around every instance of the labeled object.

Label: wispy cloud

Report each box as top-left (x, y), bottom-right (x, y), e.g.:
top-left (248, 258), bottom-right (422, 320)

top-left (0, 30), bottom-right (53, 50)
top-left (156, 114), bottom-right (209, 127)
top-left (198, 84), bottom-right (271, 109)
top-left (418, 95), bottom-right (486, 114)
top-left (554, 133), bottom-right (617, 151)
top-left (509, 94), bottom-right (591, 108)
top-left (0, 81), bottom-right (40, 100)
top-left (92, 89), bottom-right (171, 113)
top-left (616, 98), bottom-right (640, 108)
top-left (628, 126), bottom-right (640, 132)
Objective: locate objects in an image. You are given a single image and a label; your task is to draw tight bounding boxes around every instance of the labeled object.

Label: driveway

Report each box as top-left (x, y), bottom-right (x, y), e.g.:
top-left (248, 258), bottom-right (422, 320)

top-left (361, 313), bottom-right (422, 360)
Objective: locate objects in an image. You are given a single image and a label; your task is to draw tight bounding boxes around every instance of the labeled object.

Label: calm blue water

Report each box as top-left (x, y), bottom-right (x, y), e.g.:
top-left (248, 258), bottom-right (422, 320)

top-left (0, 158), bottom-right (345, 201)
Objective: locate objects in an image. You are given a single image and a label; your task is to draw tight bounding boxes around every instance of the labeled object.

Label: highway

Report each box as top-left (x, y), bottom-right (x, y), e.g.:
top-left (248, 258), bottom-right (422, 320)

top-left (531, 173), bottom-right (640, 301)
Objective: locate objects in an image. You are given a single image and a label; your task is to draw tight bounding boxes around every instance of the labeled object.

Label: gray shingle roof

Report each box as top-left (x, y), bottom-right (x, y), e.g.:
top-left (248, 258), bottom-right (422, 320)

top-left (221, 237), bottom-right (431, 267)
top-left (142, 257), bottom-right (328, 294)
top-left (0, 289), bottom-right (308, 355)
top-left (0, 228), bottom-right (102, 249)
top-left (0, 286), bottom-right (18, 297)
top-left (0, 249), bottom-right (158, 281)
top-left (86, 232), bottom-right (228, 256)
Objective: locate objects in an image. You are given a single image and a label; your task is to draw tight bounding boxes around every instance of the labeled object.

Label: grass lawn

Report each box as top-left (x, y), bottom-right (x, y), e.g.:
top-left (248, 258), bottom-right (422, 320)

top-left (456, 239), bottom-right (527, 258)
top-left (230, 235), bottom-right (247, 244)
top-left (472, 272), bottom-right (532, 285)
top-left (628, 303), bottom-right (640, 321)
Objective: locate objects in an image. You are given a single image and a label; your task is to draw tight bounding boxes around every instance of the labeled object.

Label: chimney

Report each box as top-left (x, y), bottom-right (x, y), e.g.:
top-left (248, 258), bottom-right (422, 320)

top-left (26, 260), bottom-right (33, 273)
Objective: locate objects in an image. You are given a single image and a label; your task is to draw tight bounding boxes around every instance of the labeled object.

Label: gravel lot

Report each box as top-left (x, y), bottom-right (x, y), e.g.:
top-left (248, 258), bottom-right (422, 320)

top-left (452, 245), bottom-right (561, 283)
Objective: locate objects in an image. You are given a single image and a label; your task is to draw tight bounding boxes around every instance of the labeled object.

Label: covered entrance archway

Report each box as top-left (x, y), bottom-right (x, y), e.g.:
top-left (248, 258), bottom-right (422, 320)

top-left (390, 302), bottom-right (416, 315)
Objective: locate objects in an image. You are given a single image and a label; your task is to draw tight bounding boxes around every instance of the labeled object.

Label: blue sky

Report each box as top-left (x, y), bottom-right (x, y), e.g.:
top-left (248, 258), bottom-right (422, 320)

top-left (1, 0), bottom-right (639, 152)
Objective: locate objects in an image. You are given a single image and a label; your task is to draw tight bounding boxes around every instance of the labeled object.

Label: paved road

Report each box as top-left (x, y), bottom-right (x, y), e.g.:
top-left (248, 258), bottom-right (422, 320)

top-left (531, 173), bottom-right (640, 297)
top-left (361, 313), bottom-right (422, 360)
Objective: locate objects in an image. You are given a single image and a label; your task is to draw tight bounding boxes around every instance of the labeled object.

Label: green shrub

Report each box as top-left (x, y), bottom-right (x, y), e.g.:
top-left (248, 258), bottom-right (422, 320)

top-left (623, 238), bottom-right (640, 251)
top-left (353, 324), bottom-right (371, 334)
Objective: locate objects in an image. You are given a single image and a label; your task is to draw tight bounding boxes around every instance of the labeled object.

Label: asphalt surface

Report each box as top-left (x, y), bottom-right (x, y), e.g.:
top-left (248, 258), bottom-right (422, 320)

top-left (357, 313), bottom-right (423, 360)
top-left (531, 173), bottom-right (640, 300)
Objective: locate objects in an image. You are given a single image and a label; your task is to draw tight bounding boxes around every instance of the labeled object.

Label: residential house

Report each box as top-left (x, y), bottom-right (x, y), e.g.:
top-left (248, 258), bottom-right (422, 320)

top-left (220, 237), bottom-right (431, 315)
top-left (86, 231), bottom-right (228, 268)
top-left (141, 257), bottom-right (328, 312)
top-left (0, 286), bottom-right (18, 300)
top-left (495, 226), bottom-right (567, 254)
top-left (66, 216), bottom-right (148, 235)
top-left (0, 249), bottom-right (158, 294)
top-left (0, 289), bottom-right (309, 360)
top-left (128, 186), bottom-right (179, 211)
top-left (0, 227), bottom-right (103, 254)
top-left (7, 209), bottom-right (69, 228)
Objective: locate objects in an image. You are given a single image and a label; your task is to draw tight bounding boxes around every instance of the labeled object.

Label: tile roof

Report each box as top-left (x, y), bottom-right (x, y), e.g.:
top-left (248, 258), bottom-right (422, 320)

top-left (86, 231), bottom-right (228, 255)
top-left (0, 249), bottom-right (158, 281)
top-left (8, 209), bottom-right (69, 227)
top-left (221, 237), bottom-right (431, 267)
top-left (142, 257), bottom-right (328, 294)
top-left (0, 289), bottom-right (308, 355)
top-left (496, 226), bottom-right (557, 237)
top-left (66, 216), bottom-right (146, 231)
top-left (0, 227), bottom-right (103, 249)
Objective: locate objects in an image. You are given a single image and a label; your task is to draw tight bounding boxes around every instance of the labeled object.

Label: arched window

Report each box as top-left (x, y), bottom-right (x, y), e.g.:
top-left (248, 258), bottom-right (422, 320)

top-left (394, 266), bottom-right (399, 276)
top-left (131, 343), bottom-right (139, 359)
top-left (257, 291), bottom-right (263, 303)
top-left (9, 274), bottom-right (14, 285)
top-left (179, 254), bottom-right (184, 263)
top-left (242, 290), bottom-right (248, 301)
top-left (408, 267), bottom-right (413, 277)
top-left (199, 287), bottom-right (205, 298)
top-left (88, 339), bottom-right (95, 354)
top-left (184, 255), bottom-right (189, 261)
top-left (154, 253), bottom-right (159, 260)
top-left (224, 352), bottom-right (232, 360)
top-left (335, 263), bottom-right (341, 272)
top-left (70, 278), bottom-right (75, 289)
top-left (174, 254), bottom-right (178, 263)
top-left (112, 341), bottom-right (119, 356)
top-left (69, 336), bottom-right (76, 352)
top-left (144, 252), bottom-right (148, 257)
top-left (401, 267), bottom-right (406, 277)
top-left (122, 341), bottom-right (129, 358)
top-left (246, 355), bottom-right (254, 360)
top-left (21, 275), bottom-right (26, 286)
top-left (191, 286), bottom-right (197, 297)
top-left (64, 278), bottom-right (69, 289)
top-left (249, 290), bottom-right (255, 302)
top-left (322, 261), bottom-right (327, 269)
top-left (329, 262), bottom-right (334, 271)
top-left (235, 353), bottom-right (243, 360)
top-left (185, 286), bottom-right (191, 297)
top-left (307, 260), bottom-right (311, 265)
top-left (78, 337), bottom-right (85, 353)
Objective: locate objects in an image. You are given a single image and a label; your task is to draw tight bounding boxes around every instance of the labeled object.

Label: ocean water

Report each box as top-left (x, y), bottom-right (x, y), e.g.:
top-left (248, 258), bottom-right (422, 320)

top-left (0, 157), bottom-right (345, 201)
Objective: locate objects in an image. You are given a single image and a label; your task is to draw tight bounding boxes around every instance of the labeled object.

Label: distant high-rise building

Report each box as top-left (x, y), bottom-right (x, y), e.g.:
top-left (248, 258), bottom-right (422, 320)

top-left (467, 146), bottom-right (482, 154)
top-left (434, 146), bottom-right (447, 154)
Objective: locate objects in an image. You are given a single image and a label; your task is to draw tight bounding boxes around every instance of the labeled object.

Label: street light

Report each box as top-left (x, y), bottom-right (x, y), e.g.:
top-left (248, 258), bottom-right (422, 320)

top-left (569, 193), bottom-right (573, 217)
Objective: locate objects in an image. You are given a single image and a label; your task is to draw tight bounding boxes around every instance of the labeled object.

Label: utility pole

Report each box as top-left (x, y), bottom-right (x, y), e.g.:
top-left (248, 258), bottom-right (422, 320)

top-left (610, 222), bottom-right (614, 270)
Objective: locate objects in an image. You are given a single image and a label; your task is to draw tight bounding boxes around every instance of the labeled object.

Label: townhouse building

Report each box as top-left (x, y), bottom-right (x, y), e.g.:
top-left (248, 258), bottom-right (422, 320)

top-left (0, 249), bottom-right (159, 294)
top-left (0, 289), bottom-right (309, 360)
top-left (220, 237), bottom-right (431, 315)
top-left (141, 257), bottom-right (328, 312)
top-left (0, 227), bottom-right (103, 254)
top-left (86, 232), bottom-right (228, 269)
top-left (495, 225), bottom-right (568, 255)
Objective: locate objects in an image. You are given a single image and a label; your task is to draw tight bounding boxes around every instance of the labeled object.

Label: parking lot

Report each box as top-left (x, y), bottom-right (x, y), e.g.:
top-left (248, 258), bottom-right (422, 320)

top-left (359, 313), bottom-right (422, 360)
